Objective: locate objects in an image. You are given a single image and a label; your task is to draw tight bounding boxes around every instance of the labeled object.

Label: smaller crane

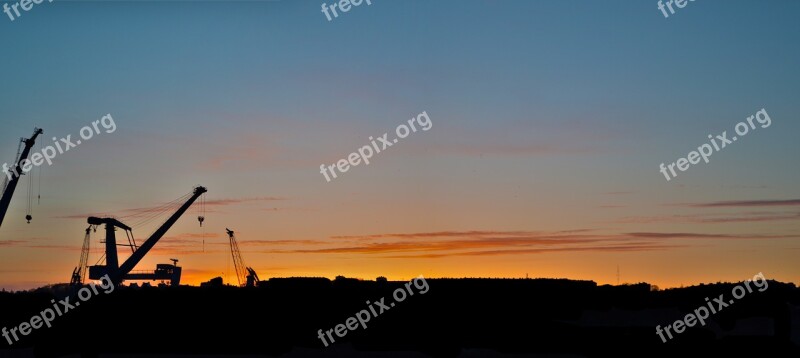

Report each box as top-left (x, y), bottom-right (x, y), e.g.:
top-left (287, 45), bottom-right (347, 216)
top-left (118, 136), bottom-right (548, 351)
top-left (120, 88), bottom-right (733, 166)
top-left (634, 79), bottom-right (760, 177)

top-left (70, 226), bottom-right (92, 286)
top-left (226, 228), bottom-right (259, 287)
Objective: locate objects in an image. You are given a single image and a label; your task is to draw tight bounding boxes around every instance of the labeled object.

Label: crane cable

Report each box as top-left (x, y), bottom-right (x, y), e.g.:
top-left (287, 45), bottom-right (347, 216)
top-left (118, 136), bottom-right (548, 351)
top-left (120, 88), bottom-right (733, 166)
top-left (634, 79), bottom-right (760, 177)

top-left (123, 192), bottom-right (191, 229)
top-left (197, 191), bottom-right (206, 228)
top-left (121, 194), bottom-right (185, 223)
top-left (198, 193), bottom-right (206, 252)
top-left (93, 224), bottom-right (107, 267)
top-left (24, 138), bottom-right (44, 223)
top-left (25, 157), bottom-right (33, 223)
top-left (37, 139), bottom-right (42, 205)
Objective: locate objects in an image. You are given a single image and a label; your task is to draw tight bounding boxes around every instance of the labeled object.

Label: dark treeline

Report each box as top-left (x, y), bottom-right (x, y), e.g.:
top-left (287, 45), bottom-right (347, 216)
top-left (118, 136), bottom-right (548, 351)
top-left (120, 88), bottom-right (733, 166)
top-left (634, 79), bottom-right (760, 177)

top-left (0, 277), bottom-right (798, 357)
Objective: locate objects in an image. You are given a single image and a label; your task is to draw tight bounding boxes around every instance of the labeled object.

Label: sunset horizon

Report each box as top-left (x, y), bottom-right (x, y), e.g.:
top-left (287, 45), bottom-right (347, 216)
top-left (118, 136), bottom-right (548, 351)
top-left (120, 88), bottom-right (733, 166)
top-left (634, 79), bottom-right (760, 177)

top-left (1, 2), bottom-right (799, 356)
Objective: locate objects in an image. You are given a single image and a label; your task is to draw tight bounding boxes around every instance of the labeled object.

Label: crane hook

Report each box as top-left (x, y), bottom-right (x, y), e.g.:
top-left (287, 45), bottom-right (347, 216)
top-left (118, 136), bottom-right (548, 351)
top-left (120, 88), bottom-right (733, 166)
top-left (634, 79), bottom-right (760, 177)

top-left (198, 216), bottom-right (205, 227)
top-left (25, 215), bottom-right (32, 224)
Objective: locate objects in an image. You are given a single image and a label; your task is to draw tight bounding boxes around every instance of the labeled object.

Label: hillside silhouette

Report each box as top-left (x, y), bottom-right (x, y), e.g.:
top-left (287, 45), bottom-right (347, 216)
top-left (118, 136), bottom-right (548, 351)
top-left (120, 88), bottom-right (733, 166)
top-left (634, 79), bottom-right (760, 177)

top-left (0, 277), bottom-right (798, 357)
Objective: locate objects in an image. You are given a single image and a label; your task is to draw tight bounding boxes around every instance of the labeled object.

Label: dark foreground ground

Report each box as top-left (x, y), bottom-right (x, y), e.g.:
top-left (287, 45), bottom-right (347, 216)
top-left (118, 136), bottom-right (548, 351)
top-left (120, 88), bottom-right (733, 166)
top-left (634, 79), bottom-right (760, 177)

top-left (1, 278), bottom-right (799, 357)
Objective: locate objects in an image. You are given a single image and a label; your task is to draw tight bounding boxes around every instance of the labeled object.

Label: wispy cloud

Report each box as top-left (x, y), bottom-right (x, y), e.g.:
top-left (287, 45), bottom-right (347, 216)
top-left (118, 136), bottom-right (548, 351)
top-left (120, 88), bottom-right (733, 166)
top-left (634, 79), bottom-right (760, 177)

top-left (204, 197), bottom-right (285, 207)
top-left (625, 232), bottom-right (797, 239)
top-left (54, 197), bottom-right (285, 220)
top-left (239, 239), bottom-right (329, 246)
top-left (616, 211), bottom-right (800, 224)
top-left (387, 243), bottom-right (685, 259)
top-left (264, 229), bottom-right (796, 258)
top-left (197, 135), bottom-right (281, 171)
top-left (332, 231), bottom-right (552, 240)
top-left (678, 199), bottom-right (800, 208)
top-left (26, 244), bottom-right (81, 251)
top-left (54, 213), bottom-right (114, 220)
top-left (427, 142), bottom-right (592, 157)
top-left (602, 191), bottom-right (634, 196)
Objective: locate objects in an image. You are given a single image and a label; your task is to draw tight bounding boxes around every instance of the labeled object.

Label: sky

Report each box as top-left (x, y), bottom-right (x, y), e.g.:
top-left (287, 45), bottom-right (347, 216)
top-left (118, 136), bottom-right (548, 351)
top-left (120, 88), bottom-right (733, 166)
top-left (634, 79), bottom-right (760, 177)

top-left (0, 0), bottom-right (799, 290)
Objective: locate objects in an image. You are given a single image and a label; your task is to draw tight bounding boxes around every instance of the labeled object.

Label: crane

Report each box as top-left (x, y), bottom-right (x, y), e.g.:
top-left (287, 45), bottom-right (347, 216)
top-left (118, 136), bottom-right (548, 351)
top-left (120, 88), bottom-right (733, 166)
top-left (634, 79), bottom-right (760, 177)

top-left (226, 228), bottom-right (260, 287)
top-left (87, 186), bottom-right (207, 286)
top-left (69, 225), bottom-right (92, 286)
top-left (70, 226), bottom-right (92, 286)
top-left (0, 128), bottom-right (43, 228)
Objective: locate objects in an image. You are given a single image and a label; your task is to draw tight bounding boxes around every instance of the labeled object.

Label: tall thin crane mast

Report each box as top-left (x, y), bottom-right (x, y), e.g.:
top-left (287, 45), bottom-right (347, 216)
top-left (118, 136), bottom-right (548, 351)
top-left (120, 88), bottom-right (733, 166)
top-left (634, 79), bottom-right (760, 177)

top-left (0, 128), bottom-right (43, 228)
top-left (70, 226), bottom-right (92, 286)
top-left (226, 228), bottom-right (247, 287)
top-left (226, 228), bottom-right (259, 287)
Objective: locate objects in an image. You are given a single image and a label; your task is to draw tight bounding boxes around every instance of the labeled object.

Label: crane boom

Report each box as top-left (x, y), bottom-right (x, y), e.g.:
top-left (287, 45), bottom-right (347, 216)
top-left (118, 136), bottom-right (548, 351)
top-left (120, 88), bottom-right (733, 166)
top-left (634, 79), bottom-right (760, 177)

top-left (116, 186), bottom-right (207, 280)
top-left (0, 128), bottom-right (43, 228)
top-left (88, 186), bottom-right (207, 286)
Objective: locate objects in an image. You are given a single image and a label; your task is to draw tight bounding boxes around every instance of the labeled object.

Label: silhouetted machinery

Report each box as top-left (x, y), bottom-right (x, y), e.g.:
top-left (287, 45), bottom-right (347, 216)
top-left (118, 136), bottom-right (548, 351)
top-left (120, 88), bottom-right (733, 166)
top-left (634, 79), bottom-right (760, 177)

top-left (70, 186), bottom-right (207, 287)
top-left (0, 128), bottom-right (43, 228)
top-left (70, 226), bottom-right (92, 286)
top-left (226, 228), bottom-right (260, 287)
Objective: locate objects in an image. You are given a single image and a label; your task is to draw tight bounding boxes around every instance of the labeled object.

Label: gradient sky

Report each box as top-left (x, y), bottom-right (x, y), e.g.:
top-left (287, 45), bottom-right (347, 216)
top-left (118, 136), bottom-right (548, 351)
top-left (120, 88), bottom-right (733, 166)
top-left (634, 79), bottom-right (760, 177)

top-left (1, 0), bottom-right (799, 290)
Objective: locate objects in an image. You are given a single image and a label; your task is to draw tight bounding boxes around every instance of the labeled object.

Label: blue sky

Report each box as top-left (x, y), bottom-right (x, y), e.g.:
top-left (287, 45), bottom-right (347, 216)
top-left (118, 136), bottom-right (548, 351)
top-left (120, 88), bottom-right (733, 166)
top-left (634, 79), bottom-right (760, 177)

top-left (1, 0), bottom-right (799, 289)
